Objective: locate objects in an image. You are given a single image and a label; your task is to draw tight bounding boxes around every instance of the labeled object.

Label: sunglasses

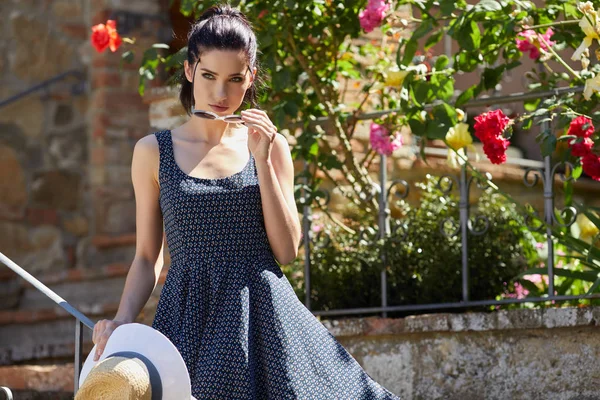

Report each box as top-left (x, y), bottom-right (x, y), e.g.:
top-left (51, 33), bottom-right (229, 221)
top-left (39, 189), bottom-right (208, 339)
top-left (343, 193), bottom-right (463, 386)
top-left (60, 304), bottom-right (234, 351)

top-left (191, 109), bottom-right (245, 124)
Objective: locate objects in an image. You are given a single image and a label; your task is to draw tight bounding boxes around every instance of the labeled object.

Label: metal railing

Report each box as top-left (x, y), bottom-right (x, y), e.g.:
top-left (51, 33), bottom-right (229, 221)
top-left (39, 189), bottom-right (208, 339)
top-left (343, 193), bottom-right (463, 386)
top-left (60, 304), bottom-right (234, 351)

top-left (0, 386), bottom-right (12, 400)
top-left (0, 69), bottom-right (86, 110)
top-left (299, 85), bottom-right (600, 317)
top-left (0, 252), bottom-right (93, 395)
top-left (0, 68), bottom-right (90, 396)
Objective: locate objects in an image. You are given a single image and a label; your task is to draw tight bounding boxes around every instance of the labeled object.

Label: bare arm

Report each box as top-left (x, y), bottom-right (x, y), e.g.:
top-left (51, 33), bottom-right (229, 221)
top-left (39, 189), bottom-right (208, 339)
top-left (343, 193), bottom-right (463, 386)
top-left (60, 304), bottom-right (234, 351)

top-left (255, 134), bottom-right (302, 265)
top-left (93, 134), bottom-right (164, 360)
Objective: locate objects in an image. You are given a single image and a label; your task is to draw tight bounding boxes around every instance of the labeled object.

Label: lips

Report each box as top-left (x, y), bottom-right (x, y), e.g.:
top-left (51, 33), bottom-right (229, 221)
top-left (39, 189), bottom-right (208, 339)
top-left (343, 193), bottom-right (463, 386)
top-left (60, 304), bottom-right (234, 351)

top-left (209, 104), bottom-right (228, 113)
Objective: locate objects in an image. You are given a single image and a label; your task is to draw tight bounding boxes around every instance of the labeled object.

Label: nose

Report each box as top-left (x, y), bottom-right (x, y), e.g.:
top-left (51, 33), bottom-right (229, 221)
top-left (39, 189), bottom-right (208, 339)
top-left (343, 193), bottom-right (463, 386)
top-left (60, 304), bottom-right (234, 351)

top-left (214, 82), bottom-right (227, 104)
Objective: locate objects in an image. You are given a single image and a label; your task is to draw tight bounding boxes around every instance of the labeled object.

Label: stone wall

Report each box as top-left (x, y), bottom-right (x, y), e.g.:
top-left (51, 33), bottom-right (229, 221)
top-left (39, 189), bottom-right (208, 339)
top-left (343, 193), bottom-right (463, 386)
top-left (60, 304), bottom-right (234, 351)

top-left (2, 306), bottom-right (599, 399)
top-left (0, 0), bottom-right (91, 280)
top-left (0, 0), bottom-right (165, 289)
top-left (325, 306), bottom-right (600, 400)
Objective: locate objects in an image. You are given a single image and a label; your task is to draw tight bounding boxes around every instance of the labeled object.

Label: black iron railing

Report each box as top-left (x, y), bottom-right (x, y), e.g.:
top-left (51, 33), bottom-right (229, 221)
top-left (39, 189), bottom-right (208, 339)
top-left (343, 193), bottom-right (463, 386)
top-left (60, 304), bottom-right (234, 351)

top-left (0, 69), bottom-right (85, 110)
top-left (299, 85), bottom-right (600, 317)
top-left (0, 252), bottom-right (93, 395)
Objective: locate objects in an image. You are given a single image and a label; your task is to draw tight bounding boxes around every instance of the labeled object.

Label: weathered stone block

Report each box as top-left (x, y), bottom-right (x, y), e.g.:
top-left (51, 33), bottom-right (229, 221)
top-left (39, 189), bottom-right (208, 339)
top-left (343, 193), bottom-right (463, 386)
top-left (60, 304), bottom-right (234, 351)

top-left (0, 95), bottom-right (44, 139)
top-left (0, 146), bottom-right (27, 211)
top-left (10, 13), bottom-right (75, 82)
top-left (47, 128), bottom-right (87, 169)
top-left (30, 171), bottom-right (81, 211)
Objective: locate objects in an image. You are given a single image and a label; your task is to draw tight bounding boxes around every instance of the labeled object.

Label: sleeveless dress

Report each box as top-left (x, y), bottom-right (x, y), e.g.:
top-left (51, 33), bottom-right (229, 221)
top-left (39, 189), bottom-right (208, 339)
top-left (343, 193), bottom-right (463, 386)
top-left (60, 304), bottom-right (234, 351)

top-left (151, 129), bottom-right (401, 400)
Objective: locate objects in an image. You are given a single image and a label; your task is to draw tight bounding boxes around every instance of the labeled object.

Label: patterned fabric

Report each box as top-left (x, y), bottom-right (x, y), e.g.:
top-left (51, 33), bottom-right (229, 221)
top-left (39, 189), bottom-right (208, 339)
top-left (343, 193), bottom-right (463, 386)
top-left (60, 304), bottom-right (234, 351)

top-left (151, 129), bottom-right (400, 399)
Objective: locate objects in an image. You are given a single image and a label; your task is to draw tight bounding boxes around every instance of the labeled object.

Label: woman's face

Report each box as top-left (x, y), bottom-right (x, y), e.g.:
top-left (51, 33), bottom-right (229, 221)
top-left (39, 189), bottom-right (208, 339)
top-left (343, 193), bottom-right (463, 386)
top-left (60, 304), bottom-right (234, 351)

top-left (184, 49), bottom-right (254, 115)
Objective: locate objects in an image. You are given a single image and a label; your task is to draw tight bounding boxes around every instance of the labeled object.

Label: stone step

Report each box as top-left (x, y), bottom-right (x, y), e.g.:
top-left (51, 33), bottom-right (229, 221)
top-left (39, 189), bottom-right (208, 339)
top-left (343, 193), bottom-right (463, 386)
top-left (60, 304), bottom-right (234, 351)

top-left (1, 262), bottom-right (168, 311)
top-left (0, 295), bottom-right (162, 366)
top-left (0, 363), bottom-right (74, 399)
top-left (0, 261), bottom-right (167, 366)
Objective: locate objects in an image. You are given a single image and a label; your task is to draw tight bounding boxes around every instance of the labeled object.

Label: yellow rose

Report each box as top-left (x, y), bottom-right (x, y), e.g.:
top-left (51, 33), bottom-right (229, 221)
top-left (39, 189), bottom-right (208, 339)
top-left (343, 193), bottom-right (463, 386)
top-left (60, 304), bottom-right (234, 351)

top-left (445, 122), bottom-right (473, 150)
top-left (384, 68), bottom-right (409, 87)
top-left (583, 72), bottom-right (600, 100)
top-left (577, 214), bottom-right (600, 241)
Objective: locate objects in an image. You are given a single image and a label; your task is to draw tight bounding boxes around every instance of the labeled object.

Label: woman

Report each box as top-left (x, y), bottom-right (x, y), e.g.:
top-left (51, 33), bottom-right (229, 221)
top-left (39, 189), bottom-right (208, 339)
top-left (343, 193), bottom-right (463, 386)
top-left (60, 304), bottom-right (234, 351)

top-left (92, 4), bottom-right (400, 399)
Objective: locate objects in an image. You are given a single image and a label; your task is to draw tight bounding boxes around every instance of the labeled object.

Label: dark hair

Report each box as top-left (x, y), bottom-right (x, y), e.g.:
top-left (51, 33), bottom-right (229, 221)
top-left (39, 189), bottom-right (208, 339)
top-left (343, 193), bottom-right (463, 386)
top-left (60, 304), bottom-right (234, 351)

top-left (179, 4), bottom-right (262, 115)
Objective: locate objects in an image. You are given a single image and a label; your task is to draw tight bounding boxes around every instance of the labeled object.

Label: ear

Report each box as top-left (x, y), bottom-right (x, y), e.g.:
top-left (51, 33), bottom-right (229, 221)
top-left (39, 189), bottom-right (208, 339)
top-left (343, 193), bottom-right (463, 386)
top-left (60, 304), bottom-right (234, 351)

top-left (249, 67), bottom-right (257, 85)
top-left (183, 60), bottom-right (193, 83)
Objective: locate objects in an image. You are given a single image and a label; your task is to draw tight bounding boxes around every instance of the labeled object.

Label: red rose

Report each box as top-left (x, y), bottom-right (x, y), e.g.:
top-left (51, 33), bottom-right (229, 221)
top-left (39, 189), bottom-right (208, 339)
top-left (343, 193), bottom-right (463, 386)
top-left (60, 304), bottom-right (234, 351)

top-left (91, 23), bottom-right (110, 53)
top-left (106, 20), bottom-right (122, 52)
top-left (568, 115), bottom-right (594, 138)
top-left (474, 109), bottom-right (511, 141)
top-left (582, 153), bottom-right (600, 181)
top-left (91, 20), bottom-right (122, 53)
top-left (482, 136), bottom-right (510, 164)
top-left (474, 109), bottom-right (512, 164)
top-left (570, 137), bottom-right (594, 157)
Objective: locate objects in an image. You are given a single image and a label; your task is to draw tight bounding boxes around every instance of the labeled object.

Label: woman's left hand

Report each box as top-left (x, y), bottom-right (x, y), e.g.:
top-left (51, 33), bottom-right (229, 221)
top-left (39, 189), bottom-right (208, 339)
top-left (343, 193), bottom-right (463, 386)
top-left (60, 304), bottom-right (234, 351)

top-left (242, 109), bottom-right (278, 163)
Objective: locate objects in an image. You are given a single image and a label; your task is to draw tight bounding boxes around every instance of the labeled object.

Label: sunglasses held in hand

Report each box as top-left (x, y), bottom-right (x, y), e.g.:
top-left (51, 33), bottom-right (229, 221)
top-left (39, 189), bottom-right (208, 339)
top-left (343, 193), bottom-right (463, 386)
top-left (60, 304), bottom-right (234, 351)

top-left (192, 108), bottom-right (245, 124)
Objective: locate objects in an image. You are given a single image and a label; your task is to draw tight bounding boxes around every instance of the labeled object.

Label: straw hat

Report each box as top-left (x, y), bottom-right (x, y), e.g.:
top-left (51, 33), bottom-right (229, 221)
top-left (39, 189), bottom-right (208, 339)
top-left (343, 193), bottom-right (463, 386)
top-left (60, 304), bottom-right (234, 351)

top-left (78, 323), bottom-right (194, 400)
top-left (75, 353), bottom-right (155, 400)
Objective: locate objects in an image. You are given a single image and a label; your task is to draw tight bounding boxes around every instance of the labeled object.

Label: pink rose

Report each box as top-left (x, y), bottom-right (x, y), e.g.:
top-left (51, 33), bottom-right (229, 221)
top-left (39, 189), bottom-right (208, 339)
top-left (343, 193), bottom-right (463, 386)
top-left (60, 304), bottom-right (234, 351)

top-left (369, 123), bottom-right (403, 156)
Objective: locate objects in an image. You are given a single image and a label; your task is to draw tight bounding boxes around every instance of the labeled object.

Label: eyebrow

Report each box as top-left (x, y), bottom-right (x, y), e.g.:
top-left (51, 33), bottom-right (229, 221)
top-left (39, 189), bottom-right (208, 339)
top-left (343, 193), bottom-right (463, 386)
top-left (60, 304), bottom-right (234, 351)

top-left (200, 68), bottom-right (244, 77)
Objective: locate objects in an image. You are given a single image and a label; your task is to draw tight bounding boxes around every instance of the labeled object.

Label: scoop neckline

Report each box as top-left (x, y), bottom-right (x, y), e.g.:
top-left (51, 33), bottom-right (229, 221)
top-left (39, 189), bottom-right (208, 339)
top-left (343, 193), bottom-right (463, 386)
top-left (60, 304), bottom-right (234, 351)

top-left (166, 129), bottom-right (253, 182)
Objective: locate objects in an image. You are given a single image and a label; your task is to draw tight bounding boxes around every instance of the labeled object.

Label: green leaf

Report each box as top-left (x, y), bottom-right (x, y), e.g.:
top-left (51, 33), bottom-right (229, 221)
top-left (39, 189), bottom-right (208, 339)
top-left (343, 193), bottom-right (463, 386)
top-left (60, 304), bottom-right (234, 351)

top-left (524, 98), bottom-right (541, 112)
top-left (412, 80), bottom-right (432, 105)
top-left (541, 135), bottom-right (557, 157)
top-left (439, 0), bottom-right (456, 16)
top-left (121, 50), bottom-right (134, 63)
top-left (457, 21), bottom-right (481, 52)
top-left (413, 19), bottom-right (433, 40)
top-left (427, 102), bottom-right (456, 139)
top-left (435, 55), bottom-right (450, 70)
top-left (586, 278), bottom-right (600, 295)
top-left (455, 85), bottom-right (476, 107)
top-left (309, 141), bottom-right (319, 156)
top-left (401, 39), bottom-right (418, 66)
top-left (474, 0), bottom-right (502, 12)
top-left (573, 164), bottom-right (583, 180)
top-left (425, 30), bottom-right (444, 50)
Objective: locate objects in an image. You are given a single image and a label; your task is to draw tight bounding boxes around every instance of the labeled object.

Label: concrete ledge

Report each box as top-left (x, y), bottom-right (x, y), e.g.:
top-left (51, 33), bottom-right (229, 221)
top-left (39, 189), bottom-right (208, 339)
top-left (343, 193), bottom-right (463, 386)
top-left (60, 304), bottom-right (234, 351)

top-left (321, 306), bottom-right (600, 337)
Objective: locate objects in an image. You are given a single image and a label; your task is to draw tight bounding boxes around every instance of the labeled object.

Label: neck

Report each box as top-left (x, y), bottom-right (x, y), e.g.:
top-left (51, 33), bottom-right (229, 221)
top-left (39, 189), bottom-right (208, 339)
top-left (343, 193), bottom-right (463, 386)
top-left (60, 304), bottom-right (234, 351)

top-left (181, 115), bottom-right (240, 146)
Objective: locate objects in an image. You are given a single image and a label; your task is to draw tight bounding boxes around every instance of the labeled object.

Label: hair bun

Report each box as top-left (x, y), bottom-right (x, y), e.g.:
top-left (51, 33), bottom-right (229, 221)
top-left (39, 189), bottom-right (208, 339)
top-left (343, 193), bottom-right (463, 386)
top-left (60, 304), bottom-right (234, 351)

top-left (197, 5), bottom-right (246, 22)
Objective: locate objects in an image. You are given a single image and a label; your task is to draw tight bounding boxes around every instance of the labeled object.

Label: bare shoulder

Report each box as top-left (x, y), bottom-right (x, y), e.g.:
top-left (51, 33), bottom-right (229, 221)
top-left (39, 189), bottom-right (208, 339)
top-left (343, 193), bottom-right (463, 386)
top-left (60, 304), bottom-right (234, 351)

top-left (135, 132), bottom-right (160, 153)
top-left (270, 133), bottom-right (294, 177)
top-left (271, 133), bottom-right (292, 156)
top-left (132, 132), bottom-right (161, 184)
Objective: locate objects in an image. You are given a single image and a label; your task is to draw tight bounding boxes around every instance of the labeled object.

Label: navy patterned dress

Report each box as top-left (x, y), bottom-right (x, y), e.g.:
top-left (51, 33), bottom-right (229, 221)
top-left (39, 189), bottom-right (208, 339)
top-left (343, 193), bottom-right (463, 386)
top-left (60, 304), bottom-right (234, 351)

top-left (151, 129), bottom-right (400, 399)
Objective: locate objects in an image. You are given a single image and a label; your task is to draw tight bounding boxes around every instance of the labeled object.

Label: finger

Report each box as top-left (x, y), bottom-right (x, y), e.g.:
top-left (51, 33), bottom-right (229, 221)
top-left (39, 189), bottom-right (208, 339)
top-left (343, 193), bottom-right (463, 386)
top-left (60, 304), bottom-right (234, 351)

top-left (241, 109), bottom-right (273, 125)
top-left (245, 122), bottom-right (275, 143)
top-left (94, 329), bottom-right (112, 361)
top-left (242, 109), bottom-right (271, 119)
top-left (242, 115), bottom-right (276, 136)
top-left (92, 320), bottom-right (103, 344)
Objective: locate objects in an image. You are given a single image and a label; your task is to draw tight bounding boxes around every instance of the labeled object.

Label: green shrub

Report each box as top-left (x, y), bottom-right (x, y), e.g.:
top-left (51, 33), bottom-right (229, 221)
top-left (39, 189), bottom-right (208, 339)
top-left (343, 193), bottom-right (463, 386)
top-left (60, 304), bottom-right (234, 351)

top-left (284, 174), bottom-right (537, 318)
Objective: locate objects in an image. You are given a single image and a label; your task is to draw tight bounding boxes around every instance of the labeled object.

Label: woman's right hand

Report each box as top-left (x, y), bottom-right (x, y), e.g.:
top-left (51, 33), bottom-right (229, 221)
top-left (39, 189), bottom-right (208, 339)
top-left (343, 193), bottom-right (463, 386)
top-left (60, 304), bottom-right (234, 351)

top-left (92, 319), bottom-right (128, 361)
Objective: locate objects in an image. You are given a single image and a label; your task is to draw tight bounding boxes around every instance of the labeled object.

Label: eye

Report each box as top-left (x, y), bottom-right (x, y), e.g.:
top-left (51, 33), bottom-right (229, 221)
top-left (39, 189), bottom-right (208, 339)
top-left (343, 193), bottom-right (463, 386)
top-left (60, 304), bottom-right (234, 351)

top-left (201, 73), bottom-right (215, 80)
top-left (230, 76), bottom-right (243, 83)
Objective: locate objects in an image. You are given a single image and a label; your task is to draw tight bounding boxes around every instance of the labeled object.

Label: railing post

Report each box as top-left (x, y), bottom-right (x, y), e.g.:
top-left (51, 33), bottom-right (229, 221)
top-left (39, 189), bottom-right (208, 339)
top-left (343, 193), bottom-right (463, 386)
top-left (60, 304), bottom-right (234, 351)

top-left (302, 159), bottom-right (312, 311)
top-left (0, 387), bottom-right (13, 400)
top-left (379, 154), bottom-right (389, 318)
top-left (74, 319), bottom-right (84, 394)
top-left (459, 161), bottom-right (470, 302)
top-left (543, 153), bottom-right (555, 297)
